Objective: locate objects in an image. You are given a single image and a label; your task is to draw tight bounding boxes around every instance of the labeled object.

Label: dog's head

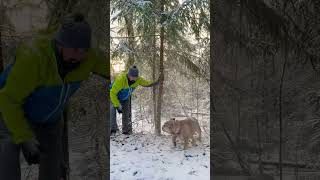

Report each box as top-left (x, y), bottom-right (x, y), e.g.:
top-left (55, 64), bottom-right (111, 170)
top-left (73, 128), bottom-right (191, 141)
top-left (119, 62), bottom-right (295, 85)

top-left (162, 118), bottom-right (180, 134)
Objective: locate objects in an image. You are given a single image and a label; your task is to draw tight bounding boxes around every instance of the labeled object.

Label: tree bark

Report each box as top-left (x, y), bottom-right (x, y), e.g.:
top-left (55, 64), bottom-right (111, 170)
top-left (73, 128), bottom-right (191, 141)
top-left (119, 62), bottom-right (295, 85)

top-left (0, 1), bottom-right (4, 72)
top-left (155, 0), bottom-right (165, 136)
top-left (124, 13), bottom-right (135, 135)
top-left (279, 44), bottom-right (288, 180)
top-left (256, 114), bottom-right (263, 174)
top-left (92, 0), bottom-right (110, 179)
top-left (0, 26), bottom-right (3, 73)
top-left (124, 15), bottom-right (135, 68)
top-left (152, 26), bottom-right (158, 130)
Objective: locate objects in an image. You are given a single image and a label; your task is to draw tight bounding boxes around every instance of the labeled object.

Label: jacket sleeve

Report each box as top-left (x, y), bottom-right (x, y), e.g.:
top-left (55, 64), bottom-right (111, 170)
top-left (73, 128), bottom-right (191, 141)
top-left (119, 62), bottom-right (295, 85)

top-left (137, 76), bottom-right (158, 87)
top-left (110, 77), bottom-right (122, 107)
top-left (91, 49), bottom-right (110, 80)
top-left (0, 44), bottom-right (39, 144)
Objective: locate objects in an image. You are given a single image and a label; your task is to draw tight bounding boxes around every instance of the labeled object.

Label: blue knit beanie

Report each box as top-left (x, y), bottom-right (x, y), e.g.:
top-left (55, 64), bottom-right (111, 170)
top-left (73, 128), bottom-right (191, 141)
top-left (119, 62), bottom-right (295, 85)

top-left (54, 13), bottom-right (91, 49)
top-left (128, 65), bottom-right (139, 77)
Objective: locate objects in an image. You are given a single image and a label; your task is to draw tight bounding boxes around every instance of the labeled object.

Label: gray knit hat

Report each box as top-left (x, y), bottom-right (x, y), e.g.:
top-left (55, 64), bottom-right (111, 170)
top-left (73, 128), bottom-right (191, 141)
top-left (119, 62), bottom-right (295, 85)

top-left (54, 13), bottom-right (91, 49)
top-left (128, 65), bottom-right (139, 77)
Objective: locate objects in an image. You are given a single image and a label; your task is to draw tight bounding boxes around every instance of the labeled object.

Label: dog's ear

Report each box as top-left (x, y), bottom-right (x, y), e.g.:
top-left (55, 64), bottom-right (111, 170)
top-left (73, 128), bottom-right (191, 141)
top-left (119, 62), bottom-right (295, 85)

top-left (173, 120), bottom-right (180, 134)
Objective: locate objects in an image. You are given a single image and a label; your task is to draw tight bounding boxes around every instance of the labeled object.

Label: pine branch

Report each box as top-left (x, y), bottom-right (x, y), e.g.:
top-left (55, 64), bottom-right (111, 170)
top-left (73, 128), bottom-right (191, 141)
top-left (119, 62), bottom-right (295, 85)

top-left (111, 34), bottom-right (160, 39)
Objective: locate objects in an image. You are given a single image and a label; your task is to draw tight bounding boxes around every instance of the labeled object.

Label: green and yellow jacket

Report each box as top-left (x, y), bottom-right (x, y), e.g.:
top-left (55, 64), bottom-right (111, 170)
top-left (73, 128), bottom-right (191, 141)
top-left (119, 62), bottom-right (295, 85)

top-left (109, 72), bottom-right (156, 107)
top-left (0, 31), bottom-right (109, 144)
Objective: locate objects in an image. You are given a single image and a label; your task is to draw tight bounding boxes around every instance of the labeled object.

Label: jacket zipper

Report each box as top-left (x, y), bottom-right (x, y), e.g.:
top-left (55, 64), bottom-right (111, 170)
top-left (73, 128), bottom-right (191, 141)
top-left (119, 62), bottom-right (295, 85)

top-left (44, 84), bottom-right (65, 122)
top-left (44, 76), bottom-right (67, 123)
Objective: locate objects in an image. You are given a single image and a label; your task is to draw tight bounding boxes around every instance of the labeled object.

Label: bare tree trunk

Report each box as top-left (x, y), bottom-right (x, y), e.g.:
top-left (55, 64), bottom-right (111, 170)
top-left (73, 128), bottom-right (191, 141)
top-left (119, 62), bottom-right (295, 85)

top-left (152, 29), bottom-right (158, 129)
top-left (256, 114), bottom-right (263, 174)
top-left (92, 0), bottom-right (110, 179)
top-left (210, 0), bottom-right (215, 125)
top-left (155, 0), bottom-right (165, 136)
top-left (0, 25), bottom-right (3, 73)
top-left (94, 84), bottom-right (109, 180)
top-left (236, 0), bottom-right (241, 143)
top-left (235, 58), bottom-right (241, 143)
top-left (124, 13), bottom-right (135, 134)
top-left (294, 144), bottom-right (299, 180)
top-left (196, 77), bottom-right (199, 120)
top-left (0, 1), bottom-right (4, 72)
top-left (124, 15), bottom-right (135, 68)
top-left (279, 45), bottom-right (288, 180)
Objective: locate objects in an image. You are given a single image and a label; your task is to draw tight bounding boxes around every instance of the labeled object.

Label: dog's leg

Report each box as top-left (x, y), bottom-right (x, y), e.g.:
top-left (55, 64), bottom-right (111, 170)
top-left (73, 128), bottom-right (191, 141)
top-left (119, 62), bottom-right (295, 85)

top-left (197, 127), bottom-right (202, 142)
top-left (191, 136), bottom-right (197, 146)
top-left (183, 137), bottom-right (189, 150)
top-left (172, 135), bottom-right (177, 147)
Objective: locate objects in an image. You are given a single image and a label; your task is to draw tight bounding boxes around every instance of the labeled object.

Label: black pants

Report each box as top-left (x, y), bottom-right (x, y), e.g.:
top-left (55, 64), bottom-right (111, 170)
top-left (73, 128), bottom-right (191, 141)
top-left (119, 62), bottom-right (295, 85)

top-left (110, 99), bottom-right (132, 134)
top-left (0, 116), bottom-right (64, 180)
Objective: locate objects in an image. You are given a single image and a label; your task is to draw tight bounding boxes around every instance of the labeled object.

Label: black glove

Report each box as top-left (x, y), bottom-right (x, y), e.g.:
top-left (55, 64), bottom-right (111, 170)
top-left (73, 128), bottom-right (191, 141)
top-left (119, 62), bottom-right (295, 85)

top-left (152, 74), bottom-right (163, 86)
top-left (21, 138), bottom-right (41, 165)
top-left (153, 80), bottom-right (160, 86)
top-left (116, 105), bottom-right (123, 114)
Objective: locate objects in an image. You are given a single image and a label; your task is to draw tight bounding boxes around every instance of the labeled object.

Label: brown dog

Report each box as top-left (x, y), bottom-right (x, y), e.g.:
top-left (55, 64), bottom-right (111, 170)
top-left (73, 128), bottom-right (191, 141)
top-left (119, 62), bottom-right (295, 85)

top-left (162, 117), bottom-right (201, 149)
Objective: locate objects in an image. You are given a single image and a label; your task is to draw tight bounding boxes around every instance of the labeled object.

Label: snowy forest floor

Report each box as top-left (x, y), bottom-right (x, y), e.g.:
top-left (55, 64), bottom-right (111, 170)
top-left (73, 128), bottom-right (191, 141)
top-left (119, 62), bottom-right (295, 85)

top-left (110, 133), bottom-right (210, 180)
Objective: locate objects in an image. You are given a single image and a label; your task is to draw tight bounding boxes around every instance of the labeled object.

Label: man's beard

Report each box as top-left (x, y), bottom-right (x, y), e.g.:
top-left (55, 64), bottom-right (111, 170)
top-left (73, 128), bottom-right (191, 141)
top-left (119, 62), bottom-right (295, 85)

top-left (61, 59), bottom-right (81, 71)
top-left (58, 58), bottom-right (81, 78)
top-left (127, 76), bottom-right (136, 85)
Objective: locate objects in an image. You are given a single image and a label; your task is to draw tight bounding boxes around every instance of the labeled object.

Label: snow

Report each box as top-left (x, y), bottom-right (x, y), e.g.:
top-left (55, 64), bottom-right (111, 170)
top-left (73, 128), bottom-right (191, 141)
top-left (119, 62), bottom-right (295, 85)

top-left (110, 133), bottom-right (210, 180)
top-left (111, 10), bottom-right (122, 22)
top-left (135, 1), bottom-right (153, 8)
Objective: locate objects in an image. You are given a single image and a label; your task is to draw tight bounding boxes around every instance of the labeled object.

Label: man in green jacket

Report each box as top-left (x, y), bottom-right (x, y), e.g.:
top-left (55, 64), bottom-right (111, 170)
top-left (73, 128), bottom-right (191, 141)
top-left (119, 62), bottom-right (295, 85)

top-left (0, 13), bottom-right (109, 179)
top-left (110, 65), bottom-right (162, 135)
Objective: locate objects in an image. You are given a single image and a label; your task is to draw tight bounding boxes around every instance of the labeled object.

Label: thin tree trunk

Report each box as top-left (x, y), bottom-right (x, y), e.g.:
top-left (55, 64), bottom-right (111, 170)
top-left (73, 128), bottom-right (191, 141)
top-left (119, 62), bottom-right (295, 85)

top-left (150, 22), bottom-right (158, 129)
top-left (152, 25), bottom-right (158, 129)
top-left (124, 13), bottom-right (135, 135)
top-left (0, 1), bottom-right (4, 72)
top-left (279, 46), bottom-right (288, 180)
top-left (235, 60), bottom-right (241, 143)
top-left (95, 0), bottom-right (110, 180)
top-left (196, 77), bottom-right (199, 120)
top-left (155, 0), bottom-right (165, 136)
top-left (237, 96), bottom-right (241, 142)
top-left (0, 27), bottom-right (3, 72)
top-left (258, 50), bottom-right (268, 175)
top-left (237, 0), bottom-right (242, 142)
top-left (256, 114), bottom-right (263, 174)
top-left (124, 15), bottom-right (135, 68)
top-left (295, 144), bottom-right (299, 180)
top-left (90, 0), bottom-right (110, 178)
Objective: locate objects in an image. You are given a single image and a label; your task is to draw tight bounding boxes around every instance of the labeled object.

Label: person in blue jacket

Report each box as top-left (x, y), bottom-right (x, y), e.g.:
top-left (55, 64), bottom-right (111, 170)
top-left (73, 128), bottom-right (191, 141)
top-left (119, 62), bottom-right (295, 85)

top-left (109, 66), bottom-right (163, 135)
top-left (0, 13), bottom-right (109, 180)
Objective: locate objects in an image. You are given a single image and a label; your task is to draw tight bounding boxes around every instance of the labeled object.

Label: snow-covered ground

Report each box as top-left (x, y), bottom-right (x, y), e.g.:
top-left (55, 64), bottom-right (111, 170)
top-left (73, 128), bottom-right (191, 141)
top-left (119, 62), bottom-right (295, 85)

top-left (110, 133), bottom-right (210, 180)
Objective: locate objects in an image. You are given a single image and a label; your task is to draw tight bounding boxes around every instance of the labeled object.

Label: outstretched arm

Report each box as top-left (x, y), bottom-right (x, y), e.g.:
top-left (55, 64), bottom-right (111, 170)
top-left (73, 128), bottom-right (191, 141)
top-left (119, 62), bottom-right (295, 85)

top-left (138, 73), bottom-right (164, 87)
